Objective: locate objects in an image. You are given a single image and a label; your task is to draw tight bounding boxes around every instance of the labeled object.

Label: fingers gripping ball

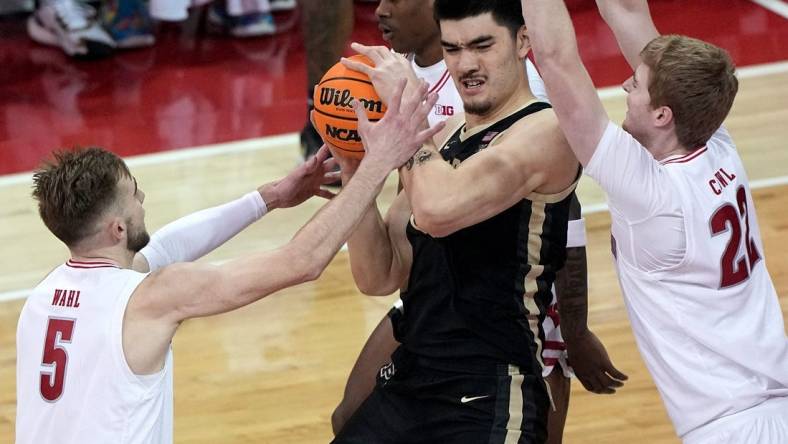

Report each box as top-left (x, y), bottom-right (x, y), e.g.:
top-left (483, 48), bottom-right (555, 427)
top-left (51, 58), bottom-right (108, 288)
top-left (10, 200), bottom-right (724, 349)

top-left (312, 55), bottom-right (387, 159)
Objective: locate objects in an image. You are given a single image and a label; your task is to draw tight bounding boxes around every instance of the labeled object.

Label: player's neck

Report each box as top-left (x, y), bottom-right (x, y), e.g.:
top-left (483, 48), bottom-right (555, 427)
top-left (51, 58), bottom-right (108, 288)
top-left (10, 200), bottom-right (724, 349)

top-left (414, 41), bottom-right (444, 68)
top-left (465, 80), bottom-right (536, 128)
top-left (70, 245), bottom-right (134, 269)
top-left (645, 131), bottom-right (692, 161)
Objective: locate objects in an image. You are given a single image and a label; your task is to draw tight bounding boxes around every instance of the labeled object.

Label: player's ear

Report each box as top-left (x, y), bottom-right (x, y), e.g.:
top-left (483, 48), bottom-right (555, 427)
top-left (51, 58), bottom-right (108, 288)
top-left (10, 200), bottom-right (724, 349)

top-left (516, 25), bottom-right (531, 59)
top-left (108, 216), bottom-right (126, 244)
top-left (653, 105), bottom-right (674, 129)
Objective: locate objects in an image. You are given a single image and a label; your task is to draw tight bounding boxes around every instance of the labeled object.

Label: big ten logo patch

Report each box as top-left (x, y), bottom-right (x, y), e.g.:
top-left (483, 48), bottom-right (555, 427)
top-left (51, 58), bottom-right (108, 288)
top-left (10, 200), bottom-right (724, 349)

top-left (434, 104), bottom-right (454, 117)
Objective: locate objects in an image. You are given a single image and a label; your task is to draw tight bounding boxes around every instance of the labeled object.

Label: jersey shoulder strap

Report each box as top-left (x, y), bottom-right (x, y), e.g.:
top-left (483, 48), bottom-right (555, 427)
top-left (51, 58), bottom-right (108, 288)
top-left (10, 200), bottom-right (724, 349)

top-left (441, 102), bottom-right (552, 161)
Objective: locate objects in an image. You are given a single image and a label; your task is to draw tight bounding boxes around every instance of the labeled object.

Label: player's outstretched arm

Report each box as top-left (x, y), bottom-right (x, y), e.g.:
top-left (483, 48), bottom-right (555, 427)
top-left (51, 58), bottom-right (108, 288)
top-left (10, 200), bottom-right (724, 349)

top-left (131, 151), bottom-right (339, 273)
top-left (556, 197), bottom-right (628, 394)
top-left (521, 0), bottom-right (609, 167)
top-left (347, 191), bottom-right (413, 295)
top-left (123, 82), bottom-right (443, 374)
top-left (595, 0), bottom-right (660, 71)
top-left (322, 145), bottom-right (414, 296)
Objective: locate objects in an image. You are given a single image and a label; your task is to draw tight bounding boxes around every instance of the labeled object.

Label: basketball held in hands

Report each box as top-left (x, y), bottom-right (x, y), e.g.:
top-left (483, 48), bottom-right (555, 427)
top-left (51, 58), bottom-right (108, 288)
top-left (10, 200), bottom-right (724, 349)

top-left (312, 55), bottom-right (387, 159)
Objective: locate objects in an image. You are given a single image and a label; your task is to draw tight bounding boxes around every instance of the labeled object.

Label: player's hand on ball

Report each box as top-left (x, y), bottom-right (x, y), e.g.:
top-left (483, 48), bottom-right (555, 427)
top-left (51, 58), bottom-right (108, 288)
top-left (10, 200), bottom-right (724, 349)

top-left (343, 42), bottom-right (420, 107)
top-left (260, 144), bottom-right (339, 209)
top-left (355, 78), bottom-right (444, 170)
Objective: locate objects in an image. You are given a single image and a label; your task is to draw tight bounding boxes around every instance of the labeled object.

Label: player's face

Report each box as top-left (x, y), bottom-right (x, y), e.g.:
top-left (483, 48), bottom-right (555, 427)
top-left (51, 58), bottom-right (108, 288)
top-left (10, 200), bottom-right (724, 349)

top-left (119, 175), bottom-right (150, 253)
top-left (376, 0), bottom-right (438, 55)
top-left (622, 64), bottom-right (655, 143)
top-left (440, 14), bottom-right (527, 116)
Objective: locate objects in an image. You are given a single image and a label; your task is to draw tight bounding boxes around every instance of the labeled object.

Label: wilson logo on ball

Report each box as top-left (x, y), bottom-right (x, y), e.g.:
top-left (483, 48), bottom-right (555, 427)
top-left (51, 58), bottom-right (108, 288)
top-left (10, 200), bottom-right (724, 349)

top-left (312, 54), bottom-right (387, 158)
top-left (319, 88), bottom-right (384, 114)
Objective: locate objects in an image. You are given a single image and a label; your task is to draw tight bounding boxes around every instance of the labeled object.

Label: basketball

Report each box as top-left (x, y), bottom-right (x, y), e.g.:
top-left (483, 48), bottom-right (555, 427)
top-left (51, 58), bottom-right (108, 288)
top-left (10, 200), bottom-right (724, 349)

top-left (312, 55), bottom-right (387, 159)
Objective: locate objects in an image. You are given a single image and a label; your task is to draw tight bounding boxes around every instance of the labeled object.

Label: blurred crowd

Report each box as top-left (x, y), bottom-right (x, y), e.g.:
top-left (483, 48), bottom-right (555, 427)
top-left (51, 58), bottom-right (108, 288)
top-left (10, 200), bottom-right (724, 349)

top-left (24, 0), bottom-right (299, 59)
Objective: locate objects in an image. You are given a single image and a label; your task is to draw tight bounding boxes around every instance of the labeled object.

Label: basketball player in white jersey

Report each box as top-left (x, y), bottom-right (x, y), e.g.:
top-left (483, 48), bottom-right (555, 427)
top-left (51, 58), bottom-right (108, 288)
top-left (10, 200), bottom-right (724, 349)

top-left (523, 0), bottom-right (788, 442)
top-left (329, 2), bottom-right (624, 442)
top-left (15, 83), bottom-right (444, 444)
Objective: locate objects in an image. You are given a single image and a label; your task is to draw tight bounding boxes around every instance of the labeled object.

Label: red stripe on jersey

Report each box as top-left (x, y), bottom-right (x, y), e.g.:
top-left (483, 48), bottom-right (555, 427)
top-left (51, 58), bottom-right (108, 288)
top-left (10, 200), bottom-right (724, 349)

top-left (66, 259), bottom-right (119, 269)
top-left (542, 357), bottom-right (559, 366)
top-left (429, 70), bottom-right (450, 94)
top-left (543, 340), bottom-right (566, 350)
top-left (661, 146), bottom-right (708, 165)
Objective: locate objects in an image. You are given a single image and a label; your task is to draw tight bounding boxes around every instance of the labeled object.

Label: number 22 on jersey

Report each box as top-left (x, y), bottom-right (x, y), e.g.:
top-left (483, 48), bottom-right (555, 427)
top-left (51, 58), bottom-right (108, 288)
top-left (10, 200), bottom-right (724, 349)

top-left (710, 185), bottom-right (761, 289)
top-left (40, 317), bottom-right (76, 402)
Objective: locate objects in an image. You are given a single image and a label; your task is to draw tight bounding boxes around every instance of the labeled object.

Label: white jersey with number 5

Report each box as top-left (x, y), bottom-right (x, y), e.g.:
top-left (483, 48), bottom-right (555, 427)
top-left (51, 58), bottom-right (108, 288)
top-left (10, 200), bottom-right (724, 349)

top-left (586, 123), bottom-right (788, 438)
top-left (16, 259), bottom-right (173, 444)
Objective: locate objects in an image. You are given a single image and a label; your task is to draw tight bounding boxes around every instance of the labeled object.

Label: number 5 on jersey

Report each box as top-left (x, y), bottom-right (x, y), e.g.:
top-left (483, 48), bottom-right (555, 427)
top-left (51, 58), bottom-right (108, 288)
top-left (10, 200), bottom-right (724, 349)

top-left (40, 317), bottom-right (76, 402)
top-left (710, 186), bottom-right (761, 288)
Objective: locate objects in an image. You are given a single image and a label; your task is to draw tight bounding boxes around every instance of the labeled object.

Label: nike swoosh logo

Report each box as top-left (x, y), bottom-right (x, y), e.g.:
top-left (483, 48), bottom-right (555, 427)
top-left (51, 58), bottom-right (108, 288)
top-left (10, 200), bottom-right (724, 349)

top-left (460, 395), bottom-right (490, 403)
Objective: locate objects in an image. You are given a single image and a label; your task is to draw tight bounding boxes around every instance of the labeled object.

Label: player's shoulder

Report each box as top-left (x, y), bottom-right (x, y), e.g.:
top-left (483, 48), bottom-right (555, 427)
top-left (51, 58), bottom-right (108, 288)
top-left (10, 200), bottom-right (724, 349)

top-left (508, 105), bottom-right (565, 146)
top-left (433, 113), bottom-right (466, 147)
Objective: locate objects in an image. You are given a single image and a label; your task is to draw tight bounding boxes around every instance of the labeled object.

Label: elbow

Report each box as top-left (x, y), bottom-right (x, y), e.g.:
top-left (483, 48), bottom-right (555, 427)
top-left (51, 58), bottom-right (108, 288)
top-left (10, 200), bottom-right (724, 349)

top-left (356, 280), bottom-right (398, 297)
top-left (285, 245), bottom-right (326, 284)
top-left (302, 263), bottom-right (324, 283)
top-left (301, 254), bottom-right (328, 283)
top-left (410, 204), bottom-right (456, 238)
top-left (351, 266), bottom-right (399, 296)
top-left (353, 275), bottom-right (380, 295)
top-left (532, 44), bottom-right (574, 69)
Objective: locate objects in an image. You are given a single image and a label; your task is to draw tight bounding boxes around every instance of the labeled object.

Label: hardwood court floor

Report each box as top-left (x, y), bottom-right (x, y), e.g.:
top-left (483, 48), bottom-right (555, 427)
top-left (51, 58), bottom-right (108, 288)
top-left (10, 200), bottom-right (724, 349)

top-left (0, 70), bottom-right (787, 443)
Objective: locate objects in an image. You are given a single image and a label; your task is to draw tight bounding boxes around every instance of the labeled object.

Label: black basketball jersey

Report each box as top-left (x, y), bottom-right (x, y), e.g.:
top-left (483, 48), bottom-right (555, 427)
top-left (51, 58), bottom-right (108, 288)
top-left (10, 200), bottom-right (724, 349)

top-left (396, 102), bottom-right (579, 376)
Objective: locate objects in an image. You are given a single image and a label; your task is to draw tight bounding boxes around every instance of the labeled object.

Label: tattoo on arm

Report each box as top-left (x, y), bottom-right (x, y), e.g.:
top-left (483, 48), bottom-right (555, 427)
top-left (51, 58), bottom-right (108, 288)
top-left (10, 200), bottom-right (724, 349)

top-left (555, 246), bottom-right (588, 339)
top-left (405, 149), bottom-right (434, 171)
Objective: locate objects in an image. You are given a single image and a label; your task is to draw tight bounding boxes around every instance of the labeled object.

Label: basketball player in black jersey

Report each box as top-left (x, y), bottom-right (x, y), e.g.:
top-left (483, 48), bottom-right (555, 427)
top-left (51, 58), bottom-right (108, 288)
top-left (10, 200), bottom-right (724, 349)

top-left (329, 1), bottom-right (625, 443)
top-left (330, 2), bottom-right (627, 443)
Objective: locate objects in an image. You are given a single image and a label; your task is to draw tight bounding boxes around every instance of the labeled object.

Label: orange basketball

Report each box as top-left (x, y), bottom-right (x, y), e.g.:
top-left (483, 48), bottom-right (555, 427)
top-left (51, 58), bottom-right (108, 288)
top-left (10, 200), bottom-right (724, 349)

top-left (312, 55), bottom-right (387, 159)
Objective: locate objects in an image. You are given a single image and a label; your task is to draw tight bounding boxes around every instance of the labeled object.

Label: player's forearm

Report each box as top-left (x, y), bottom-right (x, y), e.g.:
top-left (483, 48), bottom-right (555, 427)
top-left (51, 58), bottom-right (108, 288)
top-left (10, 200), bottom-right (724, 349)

top-left (346, 204), bottom-right (403, 295)
top-left (289, 160), bottom-right (391, 281)
top-left (136, 190), bottom-right (268, 272)
top-left (173, 177), bottom-right (385, 319)
top-left (400, 147), bottom-right (525, 237)
top-left (555, 246), bottom-right (589, 340)
top-left (398, 147), bottom-right (464, 236)
top-left (522, 0), bottom-right (580, 67)
top-left (595, 0), bottom-right (659, 70)
top-left (522, 0), bottom-right (610, 167)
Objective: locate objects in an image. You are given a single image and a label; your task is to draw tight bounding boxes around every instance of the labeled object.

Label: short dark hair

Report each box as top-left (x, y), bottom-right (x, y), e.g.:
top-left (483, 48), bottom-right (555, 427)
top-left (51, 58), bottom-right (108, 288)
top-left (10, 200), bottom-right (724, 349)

top-left (32, 147), bottom-right (131, 246)
top-left (434, 0), bottom-right (524, 37)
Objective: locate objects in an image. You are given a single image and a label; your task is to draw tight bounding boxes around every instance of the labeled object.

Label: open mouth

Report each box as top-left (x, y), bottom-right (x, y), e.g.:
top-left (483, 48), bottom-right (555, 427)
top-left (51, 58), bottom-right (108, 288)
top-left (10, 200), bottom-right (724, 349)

top-left (378, 23), bottom-right (393, 41)
top-left (461, 78), bottom-right (486, 92)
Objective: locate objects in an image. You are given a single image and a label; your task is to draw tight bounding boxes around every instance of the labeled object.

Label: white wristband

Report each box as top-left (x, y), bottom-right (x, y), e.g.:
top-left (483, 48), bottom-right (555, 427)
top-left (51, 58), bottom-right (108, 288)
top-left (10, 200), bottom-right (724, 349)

top-left (248, 190), bottom-right (268, 218)
top-left (566, 218), bottom-right (587, 248)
